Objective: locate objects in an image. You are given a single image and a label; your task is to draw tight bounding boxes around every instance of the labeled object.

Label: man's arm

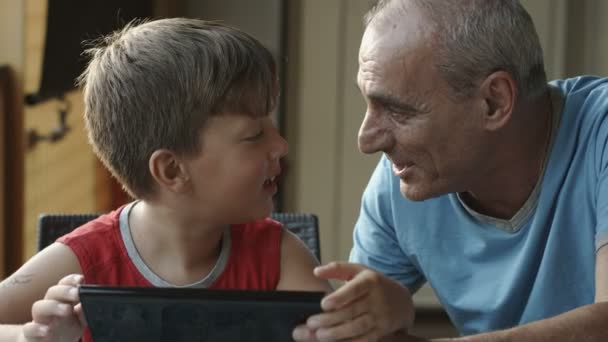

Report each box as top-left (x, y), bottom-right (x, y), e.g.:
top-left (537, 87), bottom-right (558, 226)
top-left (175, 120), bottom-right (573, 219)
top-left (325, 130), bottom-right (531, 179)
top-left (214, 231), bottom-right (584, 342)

top-left (428, 245), bottom-right (608, 342)
top-left (427, 303), bottom-right (606, 342)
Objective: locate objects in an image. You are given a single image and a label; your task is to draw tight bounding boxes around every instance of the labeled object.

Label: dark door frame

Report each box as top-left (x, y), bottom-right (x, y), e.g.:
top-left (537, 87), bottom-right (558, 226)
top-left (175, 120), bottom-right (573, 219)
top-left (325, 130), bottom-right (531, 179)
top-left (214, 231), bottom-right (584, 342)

top-left (0, 66), bottom-right (24, 278)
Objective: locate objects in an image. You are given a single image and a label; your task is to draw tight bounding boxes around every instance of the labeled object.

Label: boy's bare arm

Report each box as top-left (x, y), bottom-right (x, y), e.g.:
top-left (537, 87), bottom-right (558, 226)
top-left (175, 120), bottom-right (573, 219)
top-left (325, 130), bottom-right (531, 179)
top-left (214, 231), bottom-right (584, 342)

top-left (0, 324), bottom-right (26, 342)
top-left (0, 243), bottom-right (81, 325)
top-left (275, 229), bottom-right (333, 292)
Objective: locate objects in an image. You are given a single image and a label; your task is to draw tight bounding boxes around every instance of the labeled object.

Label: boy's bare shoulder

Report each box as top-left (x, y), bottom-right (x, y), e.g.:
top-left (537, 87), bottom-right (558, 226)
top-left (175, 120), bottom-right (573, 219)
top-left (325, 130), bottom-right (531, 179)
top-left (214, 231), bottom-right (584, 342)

top-left (0, 243), bottom-right (81, 324)
top-left (277, 229), bottom-right (332, 292)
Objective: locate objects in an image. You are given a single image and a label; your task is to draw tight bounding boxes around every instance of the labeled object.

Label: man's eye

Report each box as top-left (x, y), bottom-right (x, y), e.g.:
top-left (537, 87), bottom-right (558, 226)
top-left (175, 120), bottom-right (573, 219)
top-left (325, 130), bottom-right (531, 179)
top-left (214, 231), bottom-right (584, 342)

top-left (388, 107), bottom-right (401, 115)
top-left (387, 104), bottom-right (408, 114)
top-left (387, 107), bottom-right (409, 120)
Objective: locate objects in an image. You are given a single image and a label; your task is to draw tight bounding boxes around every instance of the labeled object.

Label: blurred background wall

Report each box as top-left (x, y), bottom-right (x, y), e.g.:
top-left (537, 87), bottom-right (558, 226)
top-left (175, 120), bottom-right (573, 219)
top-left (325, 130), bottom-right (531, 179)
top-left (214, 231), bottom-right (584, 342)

top-left (0, 0), bottom-right (607, 314)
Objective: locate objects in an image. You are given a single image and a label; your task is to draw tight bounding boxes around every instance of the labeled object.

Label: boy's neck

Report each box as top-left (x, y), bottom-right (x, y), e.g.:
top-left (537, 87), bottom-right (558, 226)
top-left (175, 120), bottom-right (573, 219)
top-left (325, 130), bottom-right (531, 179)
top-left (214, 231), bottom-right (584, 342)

top-left (127, 200), bottom-right (227, 286)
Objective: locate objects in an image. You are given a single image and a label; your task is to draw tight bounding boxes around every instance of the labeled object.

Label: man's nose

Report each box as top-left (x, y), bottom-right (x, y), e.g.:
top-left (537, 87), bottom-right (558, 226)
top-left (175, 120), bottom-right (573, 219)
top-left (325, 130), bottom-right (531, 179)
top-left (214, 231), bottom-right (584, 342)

top-left (358, 110), bottom-right (390, 154)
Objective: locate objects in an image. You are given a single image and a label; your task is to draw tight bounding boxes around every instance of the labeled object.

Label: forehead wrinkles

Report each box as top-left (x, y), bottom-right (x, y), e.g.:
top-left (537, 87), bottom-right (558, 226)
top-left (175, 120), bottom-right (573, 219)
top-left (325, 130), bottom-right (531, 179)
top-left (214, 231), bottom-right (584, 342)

top-left (358, 54), bottom-right (436, 113)
top-left (358, 49), bottom-right (408, 98)
top-left (358, 58), bottom-right (381, 83)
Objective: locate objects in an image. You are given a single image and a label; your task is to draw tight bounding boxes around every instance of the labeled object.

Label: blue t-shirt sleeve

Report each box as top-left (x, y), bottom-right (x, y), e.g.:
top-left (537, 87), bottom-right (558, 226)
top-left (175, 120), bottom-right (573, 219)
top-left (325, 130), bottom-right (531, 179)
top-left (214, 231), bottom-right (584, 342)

top-left (592, 83), bottom-right (608, 251)
top-left (349, 156), bottom-right (425, 292)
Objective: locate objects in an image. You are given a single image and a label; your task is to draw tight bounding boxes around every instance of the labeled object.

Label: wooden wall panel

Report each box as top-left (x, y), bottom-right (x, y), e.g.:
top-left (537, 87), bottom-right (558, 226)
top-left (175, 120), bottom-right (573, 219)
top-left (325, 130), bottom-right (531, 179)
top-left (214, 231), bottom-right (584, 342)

top-left (283, 0), bottom-right (343, 263)
top-left (22, 0), bottom-right (97, 260)
top-left (23, 93), bottom-right (96, 259)
top-left (20, 0), bottom-right (180, 260)
top-left (0, 71), bottom-right (5, 277)
top-left (0, 0), bottom-right (25, 279)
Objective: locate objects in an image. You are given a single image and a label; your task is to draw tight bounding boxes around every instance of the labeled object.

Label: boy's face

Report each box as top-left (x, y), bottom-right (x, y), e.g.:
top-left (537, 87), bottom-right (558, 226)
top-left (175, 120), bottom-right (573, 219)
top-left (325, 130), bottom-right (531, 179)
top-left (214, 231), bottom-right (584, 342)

top-left (182, 113), bottom-right (288, 224)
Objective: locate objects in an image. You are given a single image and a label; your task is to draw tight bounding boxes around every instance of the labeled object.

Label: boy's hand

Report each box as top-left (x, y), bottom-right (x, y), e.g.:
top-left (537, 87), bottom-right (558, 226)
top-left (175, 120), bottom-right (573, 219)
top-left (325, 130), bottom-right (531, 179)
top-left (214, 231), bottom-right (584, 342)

top-left (293, 263), bottom-right (414, 342)
top-left (22, 274), bottom-right (86, 342)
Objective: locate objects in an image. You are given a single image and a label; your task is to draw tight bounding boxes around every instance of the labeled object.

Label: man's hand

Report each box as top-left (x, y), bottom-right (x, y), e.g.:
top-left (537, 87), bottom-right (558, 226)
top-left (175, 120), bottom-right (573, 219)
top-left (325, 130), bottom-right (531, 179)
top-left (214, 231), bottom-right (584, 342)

top-left (293, 262), bottom-right (415, 341)
top-left (22, 274), bottom-right (86, 342)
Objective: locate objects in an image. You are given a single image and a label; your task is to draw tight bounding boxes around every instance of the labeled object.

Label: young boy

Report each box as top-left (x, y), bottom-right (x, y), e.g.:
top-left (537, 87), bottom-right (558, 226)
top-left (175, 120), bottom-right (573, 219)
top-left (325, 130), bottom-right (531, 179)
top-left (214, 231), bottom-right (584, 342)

top-left (0, 18), bottom-right (331, 341)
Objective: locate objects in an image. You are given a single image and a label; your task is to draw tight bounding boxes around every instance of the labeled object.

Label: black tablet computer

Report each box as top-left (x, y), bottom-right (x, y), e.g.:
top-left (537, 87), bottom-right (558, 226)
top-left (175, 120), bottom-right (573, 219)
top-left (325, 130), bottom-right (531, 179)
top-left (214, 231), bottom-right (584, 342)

top-left (79, 285), bottom-right (324, 342)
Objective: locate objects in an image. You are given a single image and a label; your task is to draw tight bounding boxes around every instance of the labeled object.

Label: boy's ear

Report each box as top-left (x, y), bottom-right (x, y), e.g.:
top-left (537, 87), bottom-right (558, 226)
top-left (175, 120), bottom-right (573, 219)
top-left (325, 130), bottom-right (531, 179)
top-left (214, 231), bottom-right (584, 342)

top-left (479, 70), bottom-right (516, 131)
top-left (149, 149), bottom-right (190, 193)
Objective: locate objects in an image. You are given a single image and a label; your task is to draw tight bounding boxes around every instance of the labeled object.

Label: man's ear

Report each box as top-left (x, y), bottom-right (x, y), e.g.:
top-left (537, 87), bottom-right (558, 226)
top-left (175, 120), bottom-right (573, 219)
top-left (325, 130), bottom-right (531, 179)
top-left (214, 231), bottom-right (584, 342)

top-left (479, 70), bottom-right (517, 131)
top-left (149, 149), bottom-right (191, 193)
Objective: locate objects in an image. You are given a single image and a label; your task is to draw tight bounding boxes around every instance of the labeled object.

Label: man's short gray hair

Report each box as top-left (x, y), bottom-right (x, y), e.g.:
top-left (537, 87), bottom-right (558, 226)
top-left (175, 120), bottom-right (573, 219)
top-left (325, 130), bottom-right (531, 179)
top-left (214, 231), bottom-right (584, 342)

top-left (365, 0), bottom-right (547, 101)
top-left (79, 18), bottom-right (277, 198)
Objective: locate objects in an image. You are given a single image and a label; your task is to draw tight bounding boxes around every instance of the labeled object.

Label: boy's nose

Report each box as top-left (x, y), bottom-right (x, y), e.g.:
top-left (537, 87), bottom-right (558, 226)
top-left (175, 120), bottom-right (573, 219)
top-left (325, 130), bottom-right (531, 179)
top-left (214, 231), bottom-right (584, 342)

top-left (270, 132), bottom-right (289, 160)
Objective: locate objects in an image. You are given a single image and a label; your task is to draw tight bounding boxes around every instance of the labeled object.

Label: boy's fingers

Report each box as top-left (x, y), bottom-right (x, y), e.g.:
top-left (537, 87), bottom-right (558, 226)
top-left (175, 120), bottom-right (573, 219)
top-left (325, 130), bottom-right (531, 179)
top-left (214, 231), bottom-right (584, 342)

top-left (314, 262), bottom-right (367, 281)
top-left (22, 321), bottom-right (49, 340)
top-left (74, 303), bottom-right (87, 326)
top-left (44, 285), bottom-right (79, 302)
top-left (31, 300), bottom-right (72, 323)
top-left (57, 274), bottom-right (84, 286)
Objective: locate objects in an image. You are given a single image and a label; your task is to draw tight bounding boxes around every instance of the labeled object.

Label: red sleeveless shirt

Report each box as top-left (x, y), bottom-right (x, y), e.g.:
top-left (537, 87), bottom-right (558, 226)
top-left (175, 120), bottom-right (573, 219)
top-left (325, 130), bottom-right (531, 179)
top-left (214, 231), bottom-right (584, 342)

top-left (58, 206), bottom-right (282, 341)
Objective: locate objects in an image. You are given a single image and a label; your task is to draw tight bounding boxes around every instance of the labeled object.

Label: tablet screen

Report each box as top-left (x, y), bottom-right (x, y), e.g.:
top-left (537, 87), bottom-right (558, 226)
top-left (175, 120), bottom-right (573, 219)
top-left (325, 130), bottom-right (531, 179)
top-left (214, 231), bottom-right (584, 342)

top-left (79, 285), bottom-right (324, 342)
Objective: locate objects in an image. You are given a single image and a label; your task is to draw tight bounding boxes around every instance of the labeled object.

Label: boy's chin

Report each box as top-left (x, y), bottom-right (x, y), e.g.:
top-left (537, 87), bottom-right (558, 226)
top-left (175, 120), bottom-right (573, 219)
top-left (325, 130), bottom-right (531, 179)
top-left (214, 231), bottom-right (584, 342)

top-left (233, 204), bottom-right (274, 223)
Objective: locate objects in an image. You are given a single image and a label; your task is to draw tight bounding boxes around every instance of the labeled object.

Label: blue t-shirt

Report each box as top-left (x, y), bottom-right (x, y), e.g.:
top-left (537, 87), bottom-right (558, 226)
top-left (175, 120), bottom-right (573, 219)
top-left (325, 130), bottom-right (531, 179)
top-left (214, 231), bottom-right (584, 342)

top-left (350, 76), bottom-right (608, 335)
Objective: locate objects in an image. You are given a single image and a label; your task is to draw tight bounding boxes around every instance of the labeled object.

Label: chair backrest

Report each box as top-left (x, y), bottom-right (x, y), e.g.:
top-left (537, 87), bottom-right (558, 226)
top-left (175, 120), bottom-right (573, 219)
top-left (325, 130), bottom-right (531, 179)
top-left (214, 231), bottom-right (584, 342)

top-left (37, 214), bottom-right (100, 252)
top-left (38, 212), bottom-right (321, 260)
top-left (270, 213), bottom-right (320, 261)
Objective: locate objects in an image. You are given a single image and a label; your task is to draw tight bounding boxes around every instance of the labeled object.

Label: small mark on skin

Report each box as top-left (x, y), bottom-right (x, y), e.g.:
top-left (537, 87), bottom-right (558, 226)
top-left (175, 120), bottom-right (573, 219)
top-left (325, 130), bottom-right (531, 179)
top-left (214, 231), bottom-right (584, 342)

top-left (0, 274), bottom-right (34, 288)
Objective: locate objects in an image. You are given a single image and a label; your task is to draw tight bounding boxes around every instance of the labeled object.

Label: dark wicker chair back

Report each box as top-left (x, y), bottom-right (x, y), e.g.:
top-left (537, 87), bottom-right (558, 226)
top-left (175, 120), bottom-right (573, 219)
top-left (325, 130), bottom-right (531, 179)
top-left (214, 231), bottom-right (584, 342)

top-left (38, 212), bottom-right (321, 260)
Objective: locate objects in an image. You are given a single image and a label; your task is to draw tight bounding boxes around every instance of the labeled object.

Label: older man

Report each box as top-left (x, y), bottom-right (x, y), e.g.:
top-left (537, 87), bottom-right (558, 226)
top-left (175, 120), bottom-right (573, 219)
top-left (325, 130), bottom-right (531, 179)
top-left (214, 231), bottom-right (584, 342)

top-left (294, 0), bottom-right (608, 341)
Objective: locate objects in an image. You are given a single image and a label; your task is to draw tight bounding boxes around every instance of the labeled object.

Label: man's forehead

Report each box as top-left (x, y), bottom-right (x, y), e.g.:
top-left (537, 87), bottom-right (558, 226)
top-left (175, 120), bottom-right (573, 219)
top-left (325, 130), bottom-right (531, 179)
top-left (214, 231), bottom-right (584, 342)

top-left (357, 37), bottom-right (428, 85)
top-left (360, 1), bottom-right (433, 57)
top-left (357, 49), bottom-right (435, 105)
top-left (356, 64), bottom-right (418, 105)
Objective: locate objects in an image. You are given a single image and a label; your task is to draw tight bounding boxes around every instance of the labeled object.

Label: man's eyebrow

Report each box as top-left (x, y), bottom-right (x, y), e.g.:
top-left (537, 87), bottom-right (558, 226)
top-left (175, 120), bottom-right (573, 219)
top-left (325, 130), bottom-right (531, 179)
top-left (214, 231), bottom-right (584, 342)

top-left (367, 92), bottom-right (421, 113)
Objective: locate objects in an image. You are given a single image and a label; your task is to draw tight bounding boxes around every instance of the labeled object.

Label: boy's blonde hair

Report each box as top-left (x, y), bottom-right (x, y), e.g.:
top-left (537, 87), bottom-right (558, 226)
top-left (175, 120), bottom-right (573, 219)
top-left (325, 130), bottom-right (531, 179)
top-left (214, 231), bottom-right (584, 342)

top-left (78, 18), bottom-right (278, 198)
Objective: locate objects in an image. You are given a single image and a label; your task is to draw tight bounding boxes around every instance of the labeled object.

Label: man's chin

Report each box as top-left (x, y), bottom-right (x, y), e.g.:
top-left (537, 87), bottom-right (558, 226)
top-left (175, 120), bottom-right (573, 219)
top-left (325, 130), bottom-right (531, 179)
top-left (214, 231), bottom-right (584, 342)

top-left (399, 181), bottom-right (435, 202)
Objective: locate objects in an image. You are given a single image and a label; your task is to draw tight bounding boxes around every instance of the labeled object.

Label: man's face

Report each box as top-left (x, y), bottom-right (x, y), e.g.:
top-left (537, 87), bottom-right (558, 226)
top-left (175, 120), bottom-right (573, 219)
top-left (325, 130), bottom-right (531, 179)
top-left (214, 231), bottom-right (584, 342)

top-left (357, 12), bottom-right (489, 201)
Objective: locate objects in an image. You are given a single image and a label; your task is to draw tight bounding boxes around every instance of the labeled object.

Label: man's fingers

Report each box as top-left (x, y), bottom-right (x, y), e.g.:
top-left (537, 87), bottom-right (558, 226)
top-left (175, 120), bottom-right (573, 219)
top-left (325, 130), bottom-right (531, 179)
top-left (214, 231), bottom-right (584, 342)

top-left (31, 300), bottom-right (73, 324)
top-left (319, 269), bottom-right (378, 310)
top-left (292, 324), bottom-right (319, 342)
top-left (315, 313), bottom-right (379, 342)
top-left (314, 262), bottom-right (367, 281)
top-left (307, 297), bottom-right (370, 329)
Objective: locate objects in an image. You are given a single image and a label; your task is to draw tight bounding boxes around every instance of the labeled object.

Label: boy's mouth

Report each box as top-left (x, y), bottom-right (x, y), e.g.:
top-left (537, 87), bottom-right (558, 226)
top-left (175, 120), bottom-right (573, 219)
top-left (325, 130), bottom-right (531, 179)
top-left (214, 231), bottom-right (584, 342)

top-left (263, 176), bottom-right (277, 187)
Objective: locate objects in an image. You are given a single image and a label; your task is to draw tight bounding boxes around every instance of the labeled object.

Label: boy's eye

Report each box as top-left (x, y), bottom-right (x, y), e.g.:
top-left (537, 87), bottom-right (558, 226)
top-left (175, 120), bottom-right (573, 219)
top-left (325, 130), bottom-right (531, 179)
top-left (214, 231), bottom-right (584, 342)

top-left (245, 129), bottom-right (264, 141)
